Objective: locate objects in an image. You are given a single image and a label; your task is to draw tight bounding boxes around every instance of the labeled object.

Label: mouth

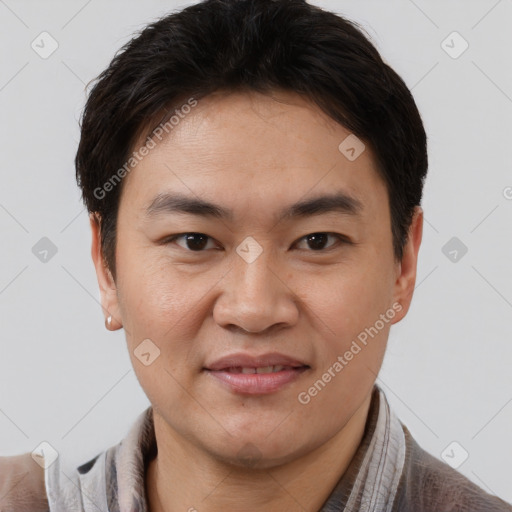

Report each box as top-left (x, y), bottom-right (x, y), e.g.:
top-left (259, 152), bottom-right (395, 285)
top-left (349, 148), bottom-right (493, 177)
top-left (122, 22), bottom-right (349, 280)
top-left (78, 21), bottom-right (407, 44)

top-left (215, 365), bottom-right (304, 374)
top-left (203, 366), bottom-right (310, 394)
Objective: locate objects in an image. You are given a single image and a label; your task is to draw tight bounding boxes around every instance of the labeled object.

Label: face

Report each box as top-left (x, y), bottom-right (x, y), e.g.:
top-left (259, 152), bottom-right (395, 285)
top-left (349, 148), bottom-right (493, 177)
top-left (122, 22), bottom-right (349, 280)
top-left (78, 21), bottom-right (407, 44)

top-left (91, 89), bottom-right (422, 468)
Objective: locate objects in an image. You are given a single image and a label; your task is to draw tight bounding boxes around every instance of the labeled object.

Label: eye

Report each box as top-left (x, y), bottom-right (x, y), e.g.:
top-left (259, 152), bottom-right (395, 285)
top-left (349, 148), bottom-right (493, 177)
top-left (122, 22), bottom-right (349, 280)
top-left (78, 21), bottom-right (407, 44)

top-left (163, 233), bottom-right (218, 251)
top-left (162, 232), bottom-right (351, 253)
top-left (294, 232), bottom-right (349, 251)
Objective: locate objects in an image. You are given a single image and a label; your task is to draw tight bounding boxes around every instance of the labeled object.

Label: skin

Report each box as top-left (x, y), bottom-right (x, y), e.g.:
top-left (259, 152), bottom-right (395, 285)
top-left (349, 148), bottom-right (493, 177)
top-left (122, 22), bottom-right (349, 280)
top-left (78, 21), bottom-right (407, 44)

top-left (91, 89), bottom-right (423, 511)
top-left (0, 454), bottom-right (48, 511)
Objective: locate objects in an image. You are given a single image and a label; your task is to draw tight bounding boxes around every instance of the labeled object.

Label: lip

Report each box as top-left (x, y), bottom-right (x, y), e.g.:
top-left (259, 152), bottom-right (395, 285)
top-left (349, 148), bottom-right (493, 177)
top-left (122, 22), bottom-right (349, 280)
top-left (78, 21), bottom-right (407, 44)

top-left (204, 352), bottom-right (309, 371)
top-left (203, 352), bottom-right (310, 395)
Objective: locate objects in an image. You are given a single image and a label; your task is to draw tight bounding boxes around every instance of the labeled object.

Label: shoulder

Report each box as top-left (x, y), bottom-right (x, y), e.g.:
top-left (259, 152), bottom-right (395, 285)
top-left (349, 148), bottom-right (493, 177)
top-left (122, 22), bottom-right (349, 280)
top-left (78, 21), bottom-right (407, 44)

top-left (0, 408), bottom-right (152, 512)
top-left (393, 427), bottom-right (512, 512)
top-left (0, 453), bottom-right (49, 512)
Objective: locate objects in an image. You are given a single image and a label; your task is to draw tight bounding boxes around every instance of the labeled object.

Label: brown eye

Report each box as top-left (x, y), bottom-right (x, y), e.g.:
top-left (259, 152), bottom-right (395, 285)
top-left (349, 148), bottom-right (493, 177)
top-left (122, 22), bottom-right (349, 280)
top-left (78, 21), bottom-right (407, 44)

top-left (295, 233), bottom-right (348, 251)
top-left (165, 233), bottom-right (217, 251)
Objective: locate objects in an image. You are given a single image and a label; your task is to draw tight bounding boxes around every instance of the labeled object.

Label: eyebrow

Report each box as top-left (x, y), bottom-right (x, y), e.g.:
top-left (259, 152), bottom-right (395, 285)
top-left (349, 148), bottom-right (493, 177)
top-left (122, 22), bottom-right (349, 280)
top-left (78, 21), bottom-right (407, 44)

top-left (145, 190), bottom-right (363, 224)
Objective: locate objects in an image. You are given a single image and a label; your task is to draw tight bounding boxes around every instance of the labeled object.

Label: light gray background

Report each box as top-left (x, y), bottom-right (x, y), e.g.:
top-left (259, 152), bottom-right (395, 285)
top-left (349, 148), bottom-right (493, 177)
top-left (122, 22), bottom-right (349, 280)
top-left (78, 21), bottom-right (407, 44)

top-left (1, 0), bottom-right (511, 504)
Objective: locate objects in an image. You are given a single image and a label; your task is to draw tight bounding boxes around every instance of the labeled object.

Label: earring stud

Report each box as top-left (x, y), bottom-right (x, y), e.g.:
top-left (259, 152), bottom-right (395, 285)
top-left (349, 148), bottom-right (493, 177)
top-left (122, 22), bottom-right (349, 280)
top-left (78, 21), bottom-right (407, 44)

top-left (106, 315), bottom-right (112, 329)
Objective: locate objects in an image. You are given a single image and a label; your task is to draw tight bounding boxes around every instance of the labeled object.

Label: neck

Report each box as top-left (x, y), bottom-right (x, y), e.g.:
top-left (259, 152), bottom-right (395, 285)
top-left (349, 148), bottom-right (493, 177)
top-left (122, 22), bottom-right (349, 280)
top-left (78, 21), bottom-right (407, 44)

top-left (146, 392), bottom-right (372, 512)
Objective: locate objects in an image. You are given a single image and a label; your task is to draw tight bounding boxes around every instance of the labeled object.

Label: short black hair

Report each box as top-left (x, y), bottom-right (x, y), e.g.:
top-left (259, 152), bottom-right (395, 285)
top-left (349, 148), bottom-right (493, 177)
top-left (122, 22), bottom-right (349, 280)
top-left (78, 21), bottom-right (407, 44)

top-left (76, 0), bottom-right (428, 281)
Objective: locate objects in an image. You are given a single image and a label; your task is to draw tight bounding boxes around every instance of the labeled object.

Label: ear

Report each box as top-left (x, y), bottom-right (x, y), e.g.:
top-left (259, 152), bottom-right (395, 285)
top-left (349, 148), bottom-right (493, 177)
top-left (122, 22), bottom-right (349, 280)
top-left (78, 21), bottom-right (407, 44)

top-left (390, 206), bottom-right (423, 324)
top-left (89, 213), bottom-right (123, 330)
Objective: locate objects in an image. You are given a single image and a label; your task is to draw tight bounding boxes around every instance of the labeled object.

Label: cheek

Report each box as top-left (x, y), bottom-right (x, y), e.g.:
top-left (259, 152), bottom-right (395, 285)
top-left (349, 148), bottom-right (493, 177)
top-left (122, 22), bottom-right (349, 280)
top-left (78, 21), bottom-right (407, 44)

top-left (117, 258), bottom-right (219, 388)
top-left (314, 263), bottom-right (392, 330)
top-left (117, 250), bottom-right (198, 332)
top-left (298, 275), bottom-right (391, 419)
top-left (305, 268), bottom-right (393, 391)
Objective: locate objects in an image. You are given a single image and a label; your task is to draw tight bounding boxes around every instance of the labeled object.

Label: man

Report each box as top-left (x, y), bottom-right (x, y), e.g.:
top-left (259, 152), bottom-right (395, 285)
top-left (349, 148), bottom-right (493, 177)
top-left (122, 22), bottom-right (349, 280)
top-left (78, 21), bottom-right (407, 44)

top-left (2, 0), bottom-right (511, 510)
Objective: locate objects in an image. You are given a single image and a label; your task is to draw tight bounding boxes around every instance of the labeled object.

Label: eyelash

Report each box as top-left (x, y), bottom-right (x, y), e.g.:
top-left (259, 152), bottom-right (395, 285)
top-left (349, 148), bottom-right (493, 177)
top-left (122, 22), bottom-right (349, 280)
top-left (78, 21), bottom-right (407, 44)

top-left (161, 232), bottom-right (352, 253)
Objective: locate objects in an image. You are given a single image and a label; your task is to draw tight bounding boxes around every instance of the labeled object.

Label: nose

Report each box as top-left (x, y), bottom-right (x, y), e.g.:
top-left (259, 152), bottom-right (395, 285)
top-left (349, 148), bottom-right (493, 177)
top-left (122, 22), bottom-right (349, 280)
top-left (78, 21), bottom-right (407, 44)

top-left (213, 247), bottom-right (299, 335)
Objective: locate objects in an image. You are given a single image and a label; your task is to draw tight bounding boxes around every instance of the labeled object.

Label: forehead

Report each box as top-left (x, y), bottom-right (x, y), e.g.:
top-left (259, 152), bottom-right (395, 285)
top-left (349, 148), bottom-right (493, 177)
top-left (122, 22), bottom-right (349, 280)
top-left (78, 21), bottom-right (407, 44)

top-left (120, 90), bottom-right (387, 221)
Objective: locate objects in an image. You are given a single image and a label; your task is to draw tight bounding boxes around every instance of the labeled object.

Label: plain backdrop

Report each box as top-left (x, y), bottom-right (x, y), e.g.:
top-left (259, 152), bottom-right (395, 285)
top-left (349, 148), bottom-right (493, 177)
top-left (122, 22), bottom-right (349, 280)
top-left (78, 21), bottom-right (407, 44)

top-left (1, 0), bottom-right (511, 504)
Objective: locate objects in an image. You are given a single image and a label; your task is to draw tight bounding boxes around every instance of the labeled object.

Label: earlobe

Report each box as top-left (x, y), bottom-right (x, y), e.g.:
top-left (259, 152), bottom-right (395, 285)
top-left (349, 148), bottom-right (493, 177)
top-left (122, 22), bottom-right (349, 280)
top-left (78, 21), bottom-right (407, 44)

top-left (89, 213), bottom-right (123, 331)
top-left (390, 206), bottom-right (423, 324)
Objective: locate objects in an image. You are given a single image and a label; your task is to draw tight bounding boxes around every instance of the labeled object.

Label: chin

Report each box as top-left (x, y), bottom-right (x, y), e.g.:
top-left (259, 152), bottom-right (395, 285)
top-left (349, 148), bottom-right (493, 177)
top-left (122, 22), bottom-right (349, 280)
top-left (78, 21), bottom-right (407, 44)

top-left (204, 429), bottom-right (312, 470)
top-left (211, 443), bottom-right (300, 471)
